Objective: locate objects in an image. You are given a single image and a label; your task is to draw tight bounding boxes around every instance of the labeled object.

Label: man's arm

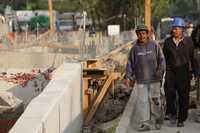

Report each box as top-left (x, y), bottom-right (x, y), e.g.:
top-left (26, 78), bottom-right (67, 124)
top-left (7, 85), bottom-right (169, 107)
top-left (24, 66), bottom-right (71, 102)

top-left (156, 43), bottom-right (166, 80)
top-left (158, 44), bottom-right (166, 73)
top-left (124, 47), bottom-right (136, 87)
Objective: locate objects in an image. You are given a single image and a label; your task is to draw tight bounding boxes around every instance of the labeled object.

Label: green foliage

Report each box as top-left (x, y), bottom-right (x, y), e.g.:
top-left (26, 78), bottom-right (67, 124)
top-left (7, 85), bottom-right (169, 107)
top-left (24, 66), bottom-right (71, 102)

top-left (28, 15), bottom-right (49, 30)
top-left (1, 0), bottom-right (199, 30)
top-left (152, 0), bottom-right (170, 24)
top-left (169, 0), bottom-right (197, 16)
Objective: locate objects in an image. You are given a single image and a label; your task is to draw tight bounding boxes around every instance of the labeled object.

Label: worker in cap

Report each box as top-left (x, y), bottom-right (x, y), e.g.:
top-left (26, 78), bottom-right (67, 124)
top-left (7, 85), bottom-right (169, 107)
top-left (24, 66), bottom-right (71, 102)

top-left (163, 17), bottom-right (195, 127)
top-left (125, 24), bottom-right (166, 131)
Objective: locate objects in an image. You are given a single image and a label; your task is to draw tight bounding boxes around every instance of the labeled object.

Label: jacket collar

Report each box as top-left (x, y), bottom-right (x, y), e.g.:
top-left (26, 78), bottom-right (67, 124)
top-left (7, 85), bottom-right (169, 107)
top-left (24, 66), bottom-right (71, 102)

top-left (172, 37), bottom-right (184, 46)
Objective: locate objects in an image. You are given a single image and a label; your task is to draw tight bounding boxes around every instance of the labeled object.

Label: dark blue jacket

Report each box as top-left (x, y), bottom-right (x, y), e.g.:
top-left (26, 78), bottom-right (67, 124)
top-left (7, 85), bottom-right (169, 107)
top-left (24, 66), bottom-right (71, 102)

top-left (125, 40), bottom-right (166, 84)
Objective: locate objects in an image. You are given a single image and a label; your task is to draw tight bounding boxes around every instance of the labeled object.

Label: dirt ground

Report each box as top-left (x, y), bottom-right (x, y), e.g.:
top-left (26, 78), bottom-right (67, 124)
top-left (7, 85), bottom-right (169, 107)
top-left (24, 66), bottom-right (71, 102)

top-left (82, 80), bottom-right (131, 133)
top-left (82, 78), bottom-right (200, 133)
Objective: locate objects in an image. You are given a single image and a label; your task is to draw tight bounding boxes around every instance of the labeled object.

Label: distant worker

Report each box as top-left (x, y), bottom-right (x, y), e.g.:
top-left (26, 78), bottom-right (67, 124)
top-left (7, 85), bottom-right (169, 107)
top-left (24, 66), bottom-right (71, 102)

top-left (186, 21), bottom-right (194, 37)
top-left (0, 14), bottom-right (5, 23)
top-left (55, 19), bottom-right (60, 32)
top-left (149, 26), bottom-right (156, 40)
top-left (125, 24), bottom-right (166, 131)
top-left (163, 17), bottom-right (195, 127)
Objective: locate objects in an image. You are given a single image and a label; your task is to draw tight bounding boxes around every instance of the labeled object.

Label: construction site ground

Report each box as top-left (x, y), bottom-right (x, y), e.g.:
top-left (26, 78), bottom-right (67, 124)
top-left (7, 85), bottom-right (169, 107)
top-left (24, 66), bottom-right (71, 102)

top-left (82, 80), bottom-right (131, 133)
top-left (0, 26), bottom-right (199, 133)
top-left (83, 79), bottom-right (200, 133)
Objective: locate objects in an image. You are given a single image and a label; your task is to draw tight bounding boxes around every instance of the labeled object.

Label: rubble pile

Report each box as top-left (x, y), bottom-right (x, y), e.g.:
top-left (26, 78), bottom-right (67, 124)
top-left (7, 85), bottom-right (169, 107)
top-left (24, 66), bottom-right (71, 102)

top-left (95, 81), bottom-right (131, 123)
top-left (0, 92), bottom-right (24, 133)
top-left (102, 52), bottom-right (127, 72)
top-left (0, 68), bottom-right (54, 87)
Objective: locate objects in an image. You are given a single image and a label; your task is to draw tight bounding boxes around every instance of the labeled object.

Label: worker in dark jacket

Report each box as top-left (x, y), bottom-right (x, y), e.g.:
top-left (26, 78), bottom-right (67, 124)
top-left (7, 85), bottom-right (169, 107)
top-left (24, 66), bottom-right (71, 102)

top-left (125, 24), bottom-right (166, 131)
top-left (163, 17), bottom-right (195, 127)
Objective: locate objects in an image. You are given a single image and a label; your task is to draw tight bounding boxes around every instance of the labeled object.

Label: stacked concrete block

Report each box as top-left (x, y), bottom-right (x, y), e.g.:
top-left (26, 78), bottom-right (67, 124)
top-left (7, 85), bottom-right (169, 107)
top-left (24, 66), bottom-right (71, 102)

top-left (9, 62), bottom-right (83, 133)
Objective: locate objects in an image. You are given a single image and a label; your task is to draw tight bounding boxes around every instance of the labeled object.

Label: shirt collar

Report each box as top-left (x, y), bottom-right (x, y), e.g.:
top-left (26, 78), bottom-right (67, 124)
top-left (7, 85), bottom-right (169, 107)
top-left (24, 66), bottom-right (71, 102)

top-left (173, 37), bottom-right (184, 46)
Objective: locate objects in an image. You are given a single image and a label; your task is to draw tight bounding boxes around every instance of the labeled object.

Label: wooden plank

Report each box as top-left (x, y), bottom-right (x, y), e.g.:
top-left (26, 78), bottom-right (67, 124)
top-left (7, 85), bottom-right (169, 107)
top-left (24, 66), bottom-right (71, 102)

top-left (41, 43), bottom-right (80, 49)
top-left (99, 42), bottom-right (132, 62)
top-left (83, 78), bottom-right (89, 117)
top-left (86, 59), bottom-right (99, 68)
top-left (84, 74), bottom-right (113, 125)
top-left (83, 68), bottom-right (107, 76)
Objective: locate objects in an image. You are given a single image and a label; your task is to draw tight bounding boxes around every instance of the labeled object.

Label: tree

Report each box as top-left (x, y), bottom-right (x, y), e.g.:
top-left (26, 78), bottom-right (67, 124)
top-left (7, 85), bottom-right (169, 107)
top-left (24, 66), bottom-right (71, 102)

top-left (169, 0), bottom-right (197, 16)
top-left (152, 0), bottom-right (170, 25)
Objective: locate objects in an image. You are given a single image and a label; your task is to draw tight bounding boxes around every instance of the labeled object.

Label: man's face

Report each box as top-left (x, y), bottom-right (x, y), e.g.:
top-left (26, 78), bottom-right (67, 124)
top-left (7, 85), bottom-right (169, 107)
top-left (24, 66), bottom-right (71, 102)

top-left (136, 30), bottom-right (148, 43)
top-left (172, 26), bottom-right (184, 38)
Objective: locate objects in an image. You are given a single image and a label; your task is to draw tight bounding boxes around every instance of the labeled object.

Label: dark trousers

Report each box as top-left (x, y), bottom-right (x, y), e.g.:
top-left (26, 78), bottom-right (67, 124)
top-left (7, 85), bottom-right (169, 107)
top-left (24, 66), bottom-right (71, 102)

top-left (164, 66), bottom-right (190, 122)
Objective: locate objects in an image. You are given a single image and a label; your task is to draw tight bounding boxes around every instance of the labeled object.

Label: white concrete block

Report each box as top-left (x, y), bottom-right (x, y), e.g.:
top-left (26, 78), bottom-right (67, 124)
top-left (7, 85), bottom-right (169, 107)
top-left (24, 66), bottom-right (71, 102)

top-left (9, 117), bottom-right (43, 133)
top-left (59, 91), bottom-right (72, 132)
top-left (42, 103), bottom-right (60, 133)
top-left (22, 97), bottom-right (55, 118)
top-left (10, 62), bottom-right (83, 133)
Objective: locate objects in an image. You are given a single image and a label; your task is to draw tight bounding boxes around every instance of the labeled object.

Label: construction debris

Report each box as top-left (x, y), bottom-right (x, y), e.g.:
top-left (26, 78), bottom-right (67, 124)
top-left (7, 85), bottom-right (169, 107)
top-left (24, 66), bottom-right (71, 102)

top-left (83, 80), bottom-right (131, 133)
top-left (0, 91), bottom-right (24, 133)
top-left (0, 68), bottom-right (54, 87)
top-left (82, 42), bottom-right (132, 132)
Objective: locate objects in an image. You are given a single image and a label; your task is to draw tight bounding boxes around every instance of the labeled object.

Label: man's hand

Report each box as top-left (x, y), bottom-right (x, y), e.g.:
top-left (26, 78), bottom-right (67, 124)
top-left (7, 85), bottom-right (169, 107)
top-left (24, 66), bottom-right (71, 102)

top-left (124, 79), bottom-right (130, 88)
top-left (124, 79), bottom-right (135, 88)
top-left (156, 69), bottom-right (162, 80)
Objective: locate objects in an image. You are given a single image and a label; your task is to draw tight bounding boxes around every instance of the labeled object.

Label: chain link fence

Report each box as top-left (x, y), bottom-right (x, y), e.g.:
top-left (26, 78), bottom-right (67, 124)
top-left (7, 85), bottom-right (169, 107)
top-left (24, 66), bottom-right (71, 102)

top-left (1, 30), bottom-right (137, 59)
top-left (53, 30), bottom-right (136, 59)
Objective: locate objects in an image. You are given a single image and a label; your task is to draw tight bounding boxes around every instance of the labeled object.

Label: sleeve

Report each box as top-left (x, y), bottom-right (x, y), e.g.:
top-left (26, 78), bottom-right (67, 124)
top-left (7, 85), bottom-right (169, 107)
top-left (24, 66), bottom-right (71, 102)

top-left (189, 39), bottom-right (196, 76)
top-left (125, 47), bottom-right (136, 81)
top-left (162, 40), bottom-right (168, 61)
top-left (157, 44), bottom-right (166, 73)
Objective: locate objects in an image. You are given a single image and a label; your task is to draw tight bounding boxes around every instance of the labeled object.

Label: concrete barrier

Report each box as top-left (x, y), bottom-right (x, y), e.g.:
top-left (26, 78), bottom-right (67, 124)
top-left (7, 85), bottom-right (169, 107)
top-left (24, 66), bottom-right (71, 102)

top-left (9, 62), bottom-right (83, 133)
top-left (115, 88), bottom-right (137, 133)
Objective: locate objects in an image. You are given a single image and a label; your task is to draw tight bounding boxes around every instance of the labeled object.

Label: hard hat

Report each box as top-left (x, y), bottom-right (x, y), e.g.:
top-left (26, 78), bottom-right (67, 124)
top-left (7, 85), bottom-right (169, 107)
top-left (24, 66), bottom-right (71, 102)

top-left (172, 17), bottom-right (185, 27)
top-left (135, 24), bottom-right (148, 32)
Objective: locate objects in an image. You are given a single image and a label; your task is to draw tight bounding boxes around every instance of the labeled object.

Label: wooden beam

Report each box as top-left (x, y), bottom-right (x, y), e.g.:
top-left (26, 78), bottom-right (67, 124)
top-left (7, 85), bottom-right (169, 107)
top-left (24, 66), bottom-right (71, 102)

top-left (48, 0), bottom-right (55, 32)
top-left (41, 43), bottom-right (80, 49)
top-left (145, 0), bottom-right (151, 29)
top-left (83, 78), bottom-right (89, 117)
top-left (84, 74), bottom-right (114, 125)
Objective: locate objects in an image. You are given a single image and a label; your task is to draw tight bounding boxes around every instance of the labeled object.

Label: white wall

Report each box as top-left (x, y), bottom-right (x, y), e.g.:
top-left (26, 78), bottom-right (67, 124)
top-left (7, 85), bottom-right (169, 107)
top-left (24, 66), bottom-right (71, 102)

top-left (0, 51), bottom-right (68, 69)
top-left (9, 62), bottom-right (83, 133)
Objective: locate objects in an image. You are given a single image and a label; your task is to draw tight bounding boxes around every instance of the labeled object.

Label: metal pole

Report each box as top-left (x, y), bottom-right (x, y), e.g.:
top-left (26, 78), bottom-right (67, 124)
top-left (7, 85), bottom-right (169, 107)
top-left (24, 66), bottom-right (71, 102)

top-left (80, 11), bottom-right (87, 59)
top-left (83, 11), bottom-right (87, 31)
top-left (197, 0), bottom-right (200, 11)
top-left (37, 23), bottom-right (39, 40)
top-left (123, 14), bottom-right (126, 31)
top-left (25, 24), bottom-right (28, 42)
